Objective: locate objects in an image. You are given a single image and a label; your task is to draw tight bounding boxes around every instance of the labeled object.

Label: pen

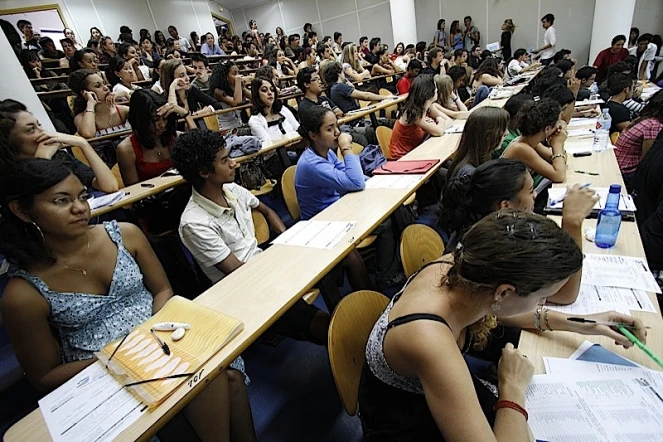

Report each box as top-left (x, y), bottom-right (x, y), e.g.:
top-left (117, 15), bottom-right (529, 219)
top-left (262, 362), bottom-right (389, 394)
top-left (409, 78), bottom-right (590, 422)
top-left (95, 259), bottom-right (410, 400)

top-left (550, 183), bottom-right (592, 206)
top-left (566, 317), bottom-right (651, 329)
top-left (150, 328), bottom-right (171, 355)
top-left (617, 325), bottom-right (663, 369)
top-left (574, 170), bottom-right (599, 176)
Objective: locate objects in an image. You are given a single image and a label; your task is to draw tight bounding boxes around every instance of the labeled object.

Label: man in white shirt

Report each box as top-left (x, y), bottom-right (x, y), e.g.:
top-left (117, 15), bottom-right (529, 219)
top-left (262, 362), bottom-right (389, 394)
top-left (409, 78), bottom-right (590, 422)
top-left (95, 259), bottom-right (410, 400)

top-left (173, 129), bottom-right (329, 345)
top-left (167, 25), bottom-right (192, 53)
top-left (533, 13), bottom-right (556, 66)
top-left (630, 33), bottom-right (657, 81)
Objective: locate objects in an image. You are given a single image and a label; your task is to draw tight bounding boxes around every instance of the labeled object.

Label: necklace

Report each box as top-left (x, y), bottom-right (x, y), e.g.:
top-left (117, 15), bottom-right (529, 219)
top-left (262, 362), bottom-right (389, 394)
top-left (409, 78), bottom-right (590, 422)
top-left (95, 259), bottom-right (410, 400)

top-left (61, 233), bottom-right (90, 276)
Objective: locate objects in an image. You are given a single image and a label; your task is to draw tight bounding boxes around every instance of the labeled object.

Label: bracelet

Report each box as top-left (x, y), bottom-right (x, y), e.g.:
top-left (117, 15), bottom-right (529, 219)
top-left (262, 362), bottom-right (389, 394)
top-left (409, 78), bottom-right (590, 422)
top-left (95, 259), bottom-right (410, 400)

top-left (534, 307), bottom-right (544, 331)
top-left (84, 109), bottom-right (95, 114)
top-left (550, 152), bottom-right (567, 163)
top-left (493, 400), bottom-right (528, 421)
top-left (544, 308), bottom-right (552, 331)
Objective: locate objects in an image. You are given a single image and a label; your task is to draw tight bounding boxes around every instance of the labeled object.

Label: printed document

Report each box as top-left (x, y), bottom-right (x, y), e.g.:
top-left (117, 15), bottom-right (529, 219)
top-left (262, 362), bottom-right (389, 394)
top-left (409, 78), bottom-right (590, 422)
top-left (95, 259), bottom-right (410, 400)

top-left (272, 221), bottom-right (355, 249)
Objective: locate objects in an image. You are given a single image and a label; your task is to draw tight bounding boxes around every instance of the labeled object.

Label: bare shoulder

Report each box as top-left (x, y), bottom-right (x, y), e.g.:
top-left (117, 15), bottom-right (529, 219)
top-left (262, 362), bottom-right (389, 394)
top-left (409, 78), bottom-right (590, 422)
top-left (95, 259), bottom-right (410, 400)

top-left (1, 277), bottom-right (49, 319)
top-left (116, 222), bottom-right (148, 253)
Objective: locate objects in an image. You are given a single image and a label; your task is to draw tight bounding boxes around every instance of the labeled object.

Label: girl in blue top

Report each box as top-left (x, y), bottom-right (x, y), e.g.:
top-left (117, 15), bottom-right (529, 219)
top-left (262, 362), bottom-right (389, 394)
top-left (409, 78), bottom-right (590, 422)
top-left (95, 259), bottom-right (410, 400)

top-left (449, 20), bottom-right (464, 50)
top-left (0, 159), bottom-right (257, 442)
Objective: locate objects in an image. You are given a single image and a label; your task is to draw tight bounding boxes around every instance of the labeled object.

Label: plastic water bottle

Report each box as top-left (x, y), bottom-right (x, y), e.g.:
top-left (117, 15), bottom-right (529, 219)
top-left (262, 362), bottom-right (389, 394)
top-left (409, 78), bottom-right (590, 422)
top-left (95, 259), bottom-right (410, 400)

top-left (592, 108), bottom-right (612, 152)
top-left (589, 82), bottom-right (599, 99)
top-left (595, 184), bottom-right (622, 248)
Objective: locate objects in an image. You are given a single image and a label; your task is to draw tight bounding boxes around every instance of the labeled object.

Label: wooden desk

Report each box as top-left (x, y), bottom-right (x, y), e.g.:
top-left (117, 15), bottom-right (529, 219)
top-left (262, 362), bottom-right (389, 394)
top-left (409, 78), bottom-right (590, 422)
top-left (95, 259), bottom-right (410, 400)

top-left (554, 142), bottom-right (626, 189)
top-left (519, 217), bottom-right (663, 374)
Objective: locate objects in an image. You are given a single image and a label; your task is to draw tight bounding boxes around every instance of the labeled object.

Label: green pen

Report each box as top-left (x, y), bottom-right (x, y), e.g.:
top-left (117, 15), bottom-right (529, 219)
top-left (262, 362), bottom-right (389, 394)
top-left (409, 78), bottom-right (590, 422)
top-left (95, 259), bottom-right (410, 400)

top-left (617, 325), bottom-right (663, 369)
top-left (574, 170), bottom-right (600, 176)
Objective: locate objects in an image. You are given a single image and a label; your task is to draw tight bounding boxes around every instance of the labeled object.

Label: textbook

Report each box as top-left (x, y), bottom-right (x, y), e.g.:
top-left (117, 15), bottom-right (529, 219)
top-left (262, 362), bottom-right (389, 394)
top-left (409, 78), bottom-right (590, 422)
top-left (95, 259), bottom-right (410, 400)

top-left (95, 296), bottom-right (243, 405)
top-left (373, 159), bottom-right (440, 175)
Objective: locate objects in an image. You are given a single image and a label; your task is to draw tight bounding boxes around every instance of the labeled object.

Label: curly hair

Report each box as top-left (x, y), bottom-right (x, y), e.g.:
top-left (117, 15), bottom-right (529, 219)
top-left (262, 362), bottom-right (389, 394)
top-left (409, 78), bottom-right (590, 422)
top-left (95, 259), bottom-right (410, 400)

top-left (170, 129), bottom-right (226, 190)
top-left (68, 69), bottom-right (98, 115)
top-left (209, 61), bottom-right (237, 97)
top-left (516, 98), bottom-right (561, 136)
top-left (0, 99), bottom-right (27, 170)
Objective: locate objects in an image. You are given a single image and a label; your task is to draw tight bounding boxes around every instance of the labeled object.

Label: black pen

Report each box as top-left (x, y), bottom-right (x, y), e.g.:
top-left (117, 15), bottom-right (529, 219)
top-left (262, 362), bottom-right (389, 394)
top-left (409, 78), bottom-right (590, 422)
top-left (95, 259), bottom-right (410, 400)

top-left (150, 328), bottom-right (171, 355)
top-left (566, 317), bottom-right (650, 328)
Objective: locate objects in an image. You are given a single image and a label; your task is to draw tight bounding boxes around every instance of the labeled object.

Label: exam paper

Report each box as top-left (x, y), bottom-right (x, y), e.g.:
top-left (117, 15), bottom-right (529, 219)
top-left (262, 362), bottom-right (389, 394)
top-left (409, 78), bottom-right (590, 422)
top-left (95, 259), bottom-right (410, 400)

top-left (444, 124), bottom-right (464, 134)
top-left (581, 254), bottom-right (661, 293)
top-left (575, 98), bottom-right (605, 107)
top-left (543, 357), bottom-right (656, 378)
top-left (88, 191), bottom-right (126, 210)
top-left (547, 187), bottom-right (637, 212)
top-left (546, 285), bottom-right (631, 315)
top-left (566, 128), bottom-right (595, 138)
top-left (568, 117), bottom-right (598, 128)
top-left (526, 372), bottom-right (663, 442)
top-left (365, 174), bottom-right (423, 190)
top-left (272, 220), bottom-right (355, 249)
top-left (39, 362), bottom-right (144, 442)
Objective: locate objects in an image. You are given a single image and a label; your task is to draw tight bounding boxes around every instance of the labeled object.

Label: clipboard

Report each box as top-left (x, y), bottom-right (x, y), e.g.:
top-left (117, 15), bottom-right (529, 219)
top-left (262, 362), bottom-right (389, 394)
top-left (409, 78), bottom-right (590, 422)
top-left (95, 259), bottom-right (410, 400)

top-left (373, 159), bottom-right (440, 175)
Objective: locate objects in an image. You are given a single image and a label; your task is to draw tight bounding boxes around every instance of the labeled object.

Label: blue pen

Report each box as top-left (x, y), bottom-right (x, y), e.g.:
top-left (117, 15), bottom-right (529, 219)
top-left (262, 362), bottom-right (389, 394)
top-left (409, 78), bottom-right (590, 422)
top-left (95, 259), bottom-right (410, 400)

top-left (550, 183), bottom-right (592, 206)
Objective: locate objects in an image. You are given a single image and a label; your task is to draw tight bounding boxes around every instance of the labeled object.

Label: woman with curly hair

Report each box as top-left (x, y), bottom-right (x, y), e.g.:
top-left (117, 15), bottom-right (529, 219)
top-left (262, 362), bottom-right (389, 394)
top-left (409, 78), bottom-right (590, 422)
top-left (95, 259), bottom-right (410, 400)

top-left (209, 61), bottom-right (250, 132)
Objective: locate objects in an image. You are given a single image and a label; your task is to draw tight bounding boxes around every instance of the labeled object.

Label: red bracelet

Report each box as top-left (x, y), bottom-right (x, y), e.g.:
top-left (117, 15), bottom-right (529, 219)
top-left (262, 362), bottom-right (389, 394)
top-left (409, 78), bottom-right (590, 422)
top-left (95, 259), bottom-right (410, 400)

top-left (493, 400), bottom-right (528, 421)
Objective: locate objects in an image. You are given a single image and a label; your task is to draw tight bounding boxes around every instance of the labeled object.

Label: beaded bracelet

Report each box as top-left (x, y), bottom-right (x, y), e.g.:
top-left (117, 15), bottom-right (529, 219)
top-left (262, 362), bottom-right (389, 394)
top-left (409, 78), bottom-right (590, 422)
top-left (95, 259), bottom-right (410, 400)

top-left (534, 307), bottom-right (544, 331)
top-left (493, 400), bottom-right (528, 421)
top-left (544, 307), bottom-right (552, 331)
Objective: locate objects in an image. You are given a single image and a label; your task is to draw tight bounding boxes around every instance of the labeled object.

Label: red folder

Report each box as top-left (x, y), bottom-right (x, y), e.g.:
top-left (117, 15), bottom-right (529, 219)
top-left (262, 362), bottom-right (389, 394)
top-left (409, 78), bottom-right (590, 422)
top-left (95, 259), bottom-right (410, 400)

top-left (373, 159), bottom-right (440, 175)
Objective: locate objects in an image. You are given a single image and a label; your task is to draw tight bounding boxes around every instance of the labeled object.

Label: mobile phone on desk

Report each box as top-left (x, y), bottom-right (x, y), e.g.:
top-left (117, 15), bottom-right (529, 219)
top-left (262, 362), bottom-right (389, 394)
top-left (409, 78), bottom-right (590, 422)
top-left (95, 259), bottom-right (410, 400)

top-left (141, 183), bottom-right (156, 188)
top-left (573, 152), bottom-right (592, 157)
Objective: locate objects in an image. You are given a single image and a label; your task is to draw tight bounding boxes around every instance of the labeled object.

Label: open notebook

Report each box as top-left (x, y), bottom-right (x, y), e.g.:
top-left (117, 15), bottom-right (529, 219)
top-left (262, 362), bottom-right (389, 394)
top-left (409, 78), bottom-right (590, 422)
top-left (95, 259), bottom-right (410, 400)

top-left (95, 296), bottom-right (243, 405)
top-left (545, 187), bottom-right (637, 214)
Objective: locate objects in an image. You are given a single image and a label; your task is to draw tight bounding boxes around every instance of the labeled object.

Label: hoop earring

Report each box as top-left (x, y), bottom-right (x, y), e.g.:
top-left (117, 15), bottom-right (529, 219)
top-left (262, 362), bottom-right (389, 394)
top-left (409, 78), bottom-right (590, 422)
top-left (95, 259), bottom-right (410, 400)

top-left (30, 222), bottom-right (44, 243)
top-left (490, 301), bottom-right (501, 312)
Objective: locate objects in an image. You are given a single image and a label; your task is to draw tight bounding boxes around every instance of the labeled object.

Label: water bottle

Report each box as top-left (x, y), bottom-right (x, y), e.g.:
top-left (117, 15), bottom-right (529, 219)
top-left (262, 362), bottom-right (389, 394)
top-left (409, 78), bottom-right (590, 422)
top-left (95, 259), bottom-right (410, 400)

top-left (589, 82), bottom-right (599, 100)
top-left (595, 184), bottom-right (622, 248)
top-left (592, 108), bottom-right (612, 152)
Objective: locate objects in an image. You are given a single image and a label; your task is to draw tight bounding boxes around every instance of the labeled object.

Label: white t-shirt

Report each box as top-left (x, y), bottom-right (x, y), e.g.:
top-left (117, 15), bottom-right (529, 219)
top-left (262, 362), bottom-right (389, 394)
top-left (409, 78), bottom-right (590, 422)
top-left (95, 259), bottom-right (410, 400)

top-left (506, 59), bottom-right (528, 79)
top-left (248, 107), bottom-right (300, 147)
top-left (541, 26), bottom-right (557, 60)
top-left (629, 43), bottom-right (657, 80)
top-left (178, 37), bottom-right (192, 53)
top-left (137, 64), bottom-right (150, 80)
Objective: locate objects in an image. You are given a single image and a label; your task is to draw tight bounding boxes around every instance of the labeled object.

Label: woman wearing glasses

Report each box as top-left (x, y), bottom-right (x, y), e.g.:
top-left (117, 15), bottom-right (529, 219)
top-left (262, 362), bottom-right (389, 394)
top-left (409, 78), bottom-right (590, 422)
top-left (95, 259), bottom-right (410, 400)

top-left (0, 159), bottom-right (257, 442)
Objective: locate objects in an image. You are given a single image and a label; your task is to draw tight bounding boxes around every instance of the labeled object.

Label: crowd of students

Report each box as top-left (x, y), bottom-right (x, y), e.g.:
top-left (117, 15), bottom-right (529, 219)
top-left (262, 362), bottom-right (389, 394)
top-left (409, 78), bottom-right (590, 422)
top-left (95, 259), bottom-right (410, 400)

top-left (0, 13), bottom-right (660, 442)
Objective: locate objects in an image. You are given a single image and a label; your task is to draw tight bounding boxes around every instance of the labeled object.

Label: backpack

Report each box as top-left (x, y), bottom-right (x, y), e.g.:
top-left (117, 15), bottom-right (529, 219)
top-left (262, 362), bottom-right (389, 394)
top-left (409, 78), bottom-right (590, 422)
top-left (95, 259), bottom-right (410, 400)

top-left (358, 144), bottom-right (387, 176)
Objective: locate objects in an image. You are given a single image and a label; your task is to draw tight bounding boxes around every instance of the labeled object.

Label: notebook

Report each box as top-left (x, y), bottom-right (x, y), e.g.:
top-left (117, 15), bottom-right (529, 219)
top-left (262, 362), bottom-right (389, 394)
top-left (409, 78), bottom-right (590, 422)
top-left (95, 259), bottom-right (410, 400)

top-left (373, 159), bottom-right (440, 175)
top-left (95, 296), bottom-right (243, 405)
top-left (545, 187), bottom-right (637, 214)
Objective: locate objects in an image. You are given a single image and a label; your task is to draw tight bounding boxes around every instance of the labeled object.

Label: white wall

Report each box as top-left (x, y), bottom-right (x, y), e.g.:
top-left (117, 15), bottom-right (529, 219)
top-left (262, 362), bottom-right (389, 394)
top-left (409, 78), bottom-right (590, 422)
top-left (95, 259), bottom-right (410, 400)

top-left (0, 0), bottom-right (219, 43)
top-left (226, 0), bottom-right (395, 49)
top-left (632, 0), bottom-right (663, 37)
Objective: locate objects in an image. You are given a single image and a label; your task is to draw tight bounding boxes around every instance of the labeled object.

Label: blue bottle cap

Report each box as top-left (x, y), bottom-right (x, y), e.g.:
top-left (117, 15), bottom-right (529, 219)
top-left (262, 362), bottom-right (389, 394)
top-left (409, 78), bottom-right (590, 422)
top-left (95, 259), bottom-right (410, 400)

top-left (609, 184), bottom-right (621, 193)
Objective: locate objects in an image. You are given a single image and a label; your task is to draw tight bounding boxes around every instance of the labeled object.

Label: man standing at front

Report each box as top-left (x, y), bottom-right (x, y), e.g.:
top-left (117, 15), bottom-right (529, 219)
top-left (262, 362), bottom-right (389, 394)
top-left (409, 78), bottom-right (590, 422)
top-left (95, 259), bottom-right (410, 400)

top-left (533, 13), bottom-right (556, 66)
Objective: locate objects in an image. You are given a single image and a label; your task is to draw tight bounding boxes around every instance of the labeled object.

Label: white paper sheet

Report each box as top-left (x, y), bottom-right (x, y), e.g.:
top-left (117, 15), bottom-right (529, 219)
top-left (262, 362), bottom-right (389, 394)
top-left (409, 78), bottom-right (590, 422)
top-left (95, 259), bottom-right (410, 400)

top-left (526, 372), bottom-right (663, 442)
top-left (546, 285), bottom-right (631, 315)
top-left (486, 41), bottom-right (500, 52)
top-left (566, 128), bottom-right (595, 138)
top-left (581, 254), bottom-right (662, 293)
top-left (543, 358), bottom-right (655, 377)
top-left (444, 124), bottom-right (464, 134)
top-left (271, 220), bottom-right (355, 249)
top-left (547, 187), bottom-right (637, 212)
top-left (568, 117), bottom-right (598, 128)
top-left (39, 362), bottom-right (144, 442)
top-left (574, 98), bottom-right (605, 107)
top-left (88, 191), bottom-right (126, 210)
top-left (364, 174), bottom-right (424, 190)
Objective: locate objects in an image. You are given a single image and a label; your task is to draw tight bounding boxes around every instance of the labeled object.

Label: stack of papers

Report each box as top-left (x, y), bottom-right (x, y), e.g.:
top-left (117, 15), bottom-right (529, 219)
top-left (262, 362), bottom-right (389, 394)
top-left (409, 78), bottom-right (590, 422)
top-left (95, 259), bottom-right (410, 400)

top-left (272, 221), bottom-right (355, 249)
top-left (365, 174), bottom-right (423, 190)
top-left (546, 187), bottom-right (637, 213)
top-left (575, 98), bottom-right (605, 107)
top-left (88, 191), bottom-right (126, 210)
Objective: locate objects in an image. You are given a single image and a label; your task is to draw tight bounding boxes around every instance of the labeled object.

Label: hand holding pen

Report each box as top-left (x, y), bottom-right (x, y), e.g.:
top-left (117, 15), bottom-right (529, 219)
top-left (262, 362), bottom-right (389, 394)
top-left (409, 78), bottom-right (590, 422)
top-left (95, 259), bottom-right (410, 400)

top-left (565, 311), bottom-right (648, 349)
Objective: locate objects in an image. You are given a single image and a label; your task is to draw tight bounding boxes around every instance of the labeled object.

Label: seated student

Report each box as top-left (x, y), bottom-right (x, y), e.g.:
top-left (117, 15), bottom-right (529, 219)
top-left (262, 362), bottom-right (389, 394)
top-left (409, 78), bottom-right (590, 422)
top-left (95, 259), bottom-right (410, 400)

top-left (555, 59), bottom-right (575, 81)
top-left (105, 55), bottom-right (141, 95)
top-left (165, 36), bottom-right (190, 58)
top-left (447, 65), bottom-right (472, 106)
top-left (615, 90), bottom-right (663, 188)
top-left (0, 99), bottom-right (117, 193)
top-left (316, 42), bottom-right (335, 64)
top-left (604, 72), bottom-right (634, 133)
top-left (471, 58), bottom-right (504, 107)
top-left (59, 38), bottom-right (76, 68)
top-left (268, 47), bottom-right (298, 78)
top-left (172, 130), bottom-right (330, 345)
top-left (468, 45), bottom-right (481, 69)
top-left (453, 48), bottom-right (469, 67)
top-left (201, 32), bottom-right (225, 56)
top-left (117, 42), bottom-right (150, 81)
top-left (630, 34), bottom-right (656, 81)
top-left (396, 59), bottom-right (422, 95)
top-left (528, 66), bottom-right (565, 97)
top-left (599, 61), bottom-right (646, 118)
top-left (447, 107), bottom-right (510, 179)
top-left (432, 74), bottom-right (470, 119)
top-left (151, 58), bottom-right (166, 94)
top-left (19, 50), bottom-right (68, 99)
top-left (161, 59), bottom-right (222, 116)
top-left (423, 47), bottom-right (445, 76)
top-left (248, 77), bottom-right (299, 147)
top-left (440, 159), bottom-right (598, 302)
top-left (342, 44), bottom-right (371, 82)
top-left (69, 49), bottom-right (101, 75)
top-left (502, 98), bottom-right (567, 184)
top-left (506, 49), bottom-right (541, 79)
top-left (69, 69), bottom-right (131, 166)
top-left (364, 37), bottom-right (382, 65)
top-left (299, 47), bottom-right (318, 70)
top-left (295, 107), bottom-right (403, 288)
top-left (541, 84), bottom-right (575, 123)
top-left (209, 61), bottom-right (249, 133)
top-left (575, 66), bottom-right (597, 101)
top-left (324, 61), bottom-right (394, 114)
top-left (389, 75), bottom-right (449, 160)
top-left (139, 37), bottom-right (161, 69)
top-left (117, 89), bottom-right (190, 185)
top-left (191, 53), bottom-right (211, 91)
top-left (593, 34), bottom-right (629, 84)
top-left (38, 36), bottom-right (65, 60)
top-left (0, 159), bottom-right (257, 442)
top-left (492, 93), bottom-right (534, 158)
top-left (371, 48), bottom-right (402, 92)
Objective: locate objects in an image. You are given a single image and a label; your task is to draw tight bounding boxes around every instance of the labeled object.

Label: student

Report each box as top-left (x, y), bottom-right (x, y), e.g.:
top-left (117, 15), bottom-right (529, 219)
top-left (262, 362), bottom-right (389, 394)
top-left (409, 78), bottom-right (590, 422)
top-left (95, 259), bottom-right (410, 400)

top-left (189, 54), bottom-right (210, 91)
top-left (614, 90), bottom-right (663, 188)
top-left (332, 32), bottom-right (343, 55)
top-left (630, 34), bottom-right (657, 81)
top-left (396, 59), bottom-right (422, 95)
top-left (473, 58), bottom-right (504, 88)
top-left (167, 25), bottom-right (192, 53)
top-left (593, 35), bottom-right (629, 84)
top-left (285, 34), bottom-right (302, 60)
top-left (541, 84), bottom-right (575, 123)
top-left (502, 98), bottom-right (567, 186)
top-left (69, 69), bottom-right (131, 166)
top-left (364, 37), bottom-right (382, 65)
top-left (117, 42), bottom-right (150, 81)
top-left (299, 47), bottom-right (318, 70)
top-left (89, 26), bottom-right (102, 43)
top-left (37, 37), bottom-right (65, 60)
top-left (433, 19), bottom-right (447, 49)
top-left (324, 61), bottom-right (394, 114)
top-left (555, 59), bottom-right (575, 81)
top-left (492, 93), bottom-right (533, 159)
top-left (294, 107), bottom-right (402, 288)
top-left (98, 36), bottom-right (117, 65)
top-left (463, 16), bottom-right (480, 49)
top-left (629, 27), bottom-right (640, 50)
top-left (0, 99), bottom-right (117, 193)
top-left (154, 30), bottom-right (167, 55)
top-left (506, 49), bottom-right (540, 79)
top-left (604, 72), bottom-right (634, 133)
top-left (248, 77), bottom-right (299, 147)
top-left (359, 36), bottom-right (370, 56)
top-left (172, 130), bottom-right (329, 346)
top-left (105, 56), bottom-right (141, 95)
top-left (268, 47), bottom-right (298, 77)
top-left (161, 59), bottom-right (222, 116)
top-left (447, 107), bottom-right (510, 179)
top-left (423, 47), bottom-right (445, 76)
top-left (342, 44), bottom-right (370, 81)
top-left (201, 32), bottom-right (224, 56)
top-left (575, 66), bottom-right (597, 101)
top-left (139, 37), bottom-right (161, 69)
top-left (371, 49), bottom-right (402, 92)
top-left (359, 205), bottom-right (644, 441)
top-left (17, 19), bottom-right (39, 51)
top-left (19, 50), bottom-right (67, 91)
top-left (389, 75), bottom-right (449, 160)
top-left (116, 89), bottom-right (189, 185)
top-left (0, 159), bottom-right (256, 442)
top-left (63, 27), bottom-right (83, 50)
top-left (248, 20), bottom-right (262, 50)
top-left (59, 38), bottom-right (76, 68)
top-left (447, 65), bottom-right (472, 105)
top-left (69, 49), bottom-right (100, 75)
top-left (432, 74), bottom-right (470, 120)
top-left (469, 45), bottom-right (482, 70)
top-left (500, 19), bottom-right (515, 61)
top-left (449, 20), bottom-right (463, 50)
top-left (532, 13), bottom-right (556, 65)
top-left (454, 48), bottom-right (469, 67)
top-left (440, 159), bottom-right (597, 302)
top-left (390, 42), bottom-right (405, 61)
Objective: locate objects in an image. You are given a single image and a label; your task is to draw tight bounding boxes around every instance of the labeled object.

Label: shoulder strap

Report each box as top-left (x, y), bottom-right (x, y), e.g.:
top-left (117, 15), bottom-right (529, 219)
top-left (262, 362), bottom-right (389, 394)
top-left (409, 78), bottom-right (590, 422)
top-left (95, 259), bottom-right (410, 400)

top-left (386, 313), bottom-right (451, 330)
top-left (11, 269), bottom-right (51, 297)
top-left (103, 220), bottom-right (124, 247)
top-left (130, 134), bottom-right (143, 161)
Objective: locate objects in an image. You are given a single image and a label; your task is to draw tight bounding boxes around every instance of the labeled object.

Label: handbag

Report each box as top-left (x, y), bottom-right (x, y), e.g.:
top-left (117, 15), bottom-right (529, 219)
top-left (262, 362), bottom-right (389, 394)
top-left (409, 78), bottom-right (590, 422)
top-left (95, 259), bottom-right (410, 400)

top-left (237, 157), bottom-right (267, 190)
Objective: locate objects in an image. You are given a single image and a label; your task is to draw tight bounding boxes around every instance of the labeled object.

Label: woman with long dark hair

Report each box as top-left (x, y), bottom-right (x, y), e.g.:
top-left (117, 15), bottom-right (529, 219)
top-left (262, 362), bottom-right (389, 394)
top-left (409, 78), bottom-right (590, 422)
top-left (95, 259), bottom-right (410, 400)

top-left (209, 61), bottom-right (249, 132)
top-left (248, 77), bottom-right (299, 146)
